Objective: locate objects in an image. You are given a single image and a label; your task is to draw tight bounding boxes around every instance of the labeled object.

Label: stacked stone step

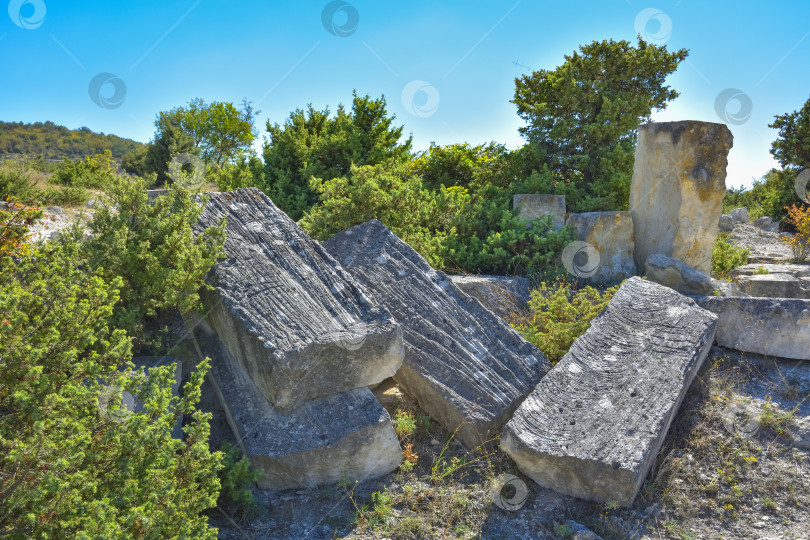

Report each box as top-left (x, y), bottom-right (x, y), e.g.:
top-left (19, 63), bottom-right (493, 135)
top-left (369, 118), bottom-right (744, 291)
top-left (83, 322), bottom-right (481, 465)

top-left (192, 189), bottom-right (404, 490)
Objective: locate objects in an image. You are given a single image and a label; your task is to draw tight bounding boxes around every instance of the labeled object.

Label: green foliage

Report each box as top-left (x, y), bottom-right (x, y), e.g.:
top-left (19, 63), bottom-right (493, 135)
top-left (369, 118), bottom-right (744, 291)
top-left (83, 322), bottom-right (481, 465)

top-left (217, 442), bottom-right (261, 518)
top-left (0, 167), bottom-right (41, 204)
top-left (154, 98), bottom-right (258, 170)
top-left (302, 161), bottom-right (461, 269)
top-left (711, 233), bottom-right (750, 277)
top-left (393, 410), bottom-right (418, 439)
top-left (211, 156), bottom-right (263, 192)
top-left (513, 37), bottom-right (688, 212)
top-left (261, 92), bottom-right (412, 220)
top-left (0, 241), bottom-right (221, 539)
top-left (143, 122), bottom-right (200, 187)
top-left (0, 120), bottom-right (145, 161)
top-left (78, 177), bottom-right (226, 352)
top-left (51, 149), bottom-right (118, 190)
top-left (513, 279), bottom-right (620, 363)
top-left (410, 142), bottom-right (511, 192)
top-left (769, 94), bottom-right (810, 169)
top-left (722, 168), bottom-right (803, 223)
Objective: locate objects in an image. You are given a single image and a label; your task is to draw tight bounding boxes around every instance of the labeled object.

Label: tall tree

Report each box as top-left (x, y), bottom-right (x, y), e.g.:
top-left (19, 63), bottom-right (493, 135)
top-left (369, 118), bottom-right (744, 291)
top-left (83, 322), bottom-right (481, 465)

top-left (769, 94), bottom-right (810, 170)
top-left (513, 37), bottom-right (688, 212)
top-left (261, 92), bottom-right (412, 221)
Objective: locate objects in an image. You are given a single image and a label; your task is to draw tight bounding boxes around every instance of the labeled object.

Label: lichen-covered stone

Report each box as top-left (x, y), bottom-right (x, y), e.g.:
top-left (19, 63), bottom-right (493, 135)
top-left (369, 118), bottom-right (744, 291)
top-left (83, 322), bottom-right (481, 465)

top-left (565, 211), bottom-right (636, 285)
top-left (513, 194), bottom-right (566, 231)
top-left (323, 220), bottom-right (550, 449)
top-left (195, 189), bottom-right (403, 412)
top-left (448, 275), bottom-right (531, 320)
top-left (630, 121), bottom-right (733, 274)
top-left (501, 278), bottom-right (717, 506)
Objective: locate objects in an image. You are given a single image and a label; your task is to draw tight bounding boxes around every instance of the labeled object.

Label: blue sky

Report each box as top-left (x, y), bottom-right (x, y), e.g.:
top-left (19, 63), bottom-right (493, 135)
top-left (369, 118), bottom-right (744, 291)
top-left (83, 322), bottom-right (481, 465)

top-left (2, 1), bottom-right (809, 188)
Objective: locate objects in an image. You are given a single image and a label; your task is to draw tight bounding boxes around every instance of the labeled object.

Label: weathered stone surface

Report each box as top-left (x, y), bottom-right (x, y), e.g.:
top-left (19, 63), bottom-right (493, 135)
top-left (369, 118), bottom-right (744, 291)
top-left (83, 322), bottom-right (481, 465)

top-left (718, 214), bottom-right (735, 232)
top-left (731, 224), bottom-right (791, 263)
top-left (195, 189), bottom-right (403, 412)
top-left (733, 262), bottom-right (810, 278)
top-left (737, 273), bottom-right (807, 298)
top-left (630, 121), bottom-right (733, 274)
top-left (448, 275), bottom-right (531, 320)
top-left (754, 216), bottom-right (772, 228)
top-left (645, 253), bottom-right (713, 295)
top-left (501, 278), bottom-right (717, 506)
top-left (711, 278), bottom-right (748, 298)
top-left (189, 319), bottom-right (402, 490)
top-left (323, 219), bottom-right (551, 449)
top-left (513, 194), bottom-right (566, 231)
top-left (565, 212), bottom-right (636, 285)
top-left (691, 296), bottom-right (810, 360)
top-left (730, 207), bottom-right (750, 224)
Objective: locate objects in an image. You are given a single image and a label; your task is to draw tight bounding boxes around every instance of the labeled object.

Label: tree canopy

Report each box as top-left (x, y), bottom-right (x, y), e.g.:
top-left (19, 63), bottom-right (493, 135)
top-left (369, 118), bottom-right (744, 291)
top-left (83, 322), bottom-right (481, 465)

top-left (513, 37), bottom-right (688, 212)
top-left (769, 94), bottom-right (810, 170)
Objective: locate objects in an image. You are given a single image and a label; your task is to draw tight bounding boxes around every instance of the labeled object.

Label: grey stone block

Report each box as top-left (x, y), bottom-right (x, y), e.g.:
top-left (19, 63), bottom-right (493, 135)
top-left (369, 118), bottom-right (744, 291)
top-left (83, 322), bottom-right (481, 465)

top-left (195, 189), bottom-right (404, 412)
top-left (501, 277), bottom-right (717, 506)
top-left (690, 296), bottom-right (810, 360)
top-left (645, 253), bottom-right (713, 295)
top-left (565, 211), bottom-right (636, 285)
top-left (513, 194), bottom-right (566, 231)
top-left (738, 273), bottom-right (807, 298)
top-left (323, 219), bottom-right (550, 449)
top-left (448, 274), bottom-right (531, 320)
top-left (190, 320), bottom-right (402, 490)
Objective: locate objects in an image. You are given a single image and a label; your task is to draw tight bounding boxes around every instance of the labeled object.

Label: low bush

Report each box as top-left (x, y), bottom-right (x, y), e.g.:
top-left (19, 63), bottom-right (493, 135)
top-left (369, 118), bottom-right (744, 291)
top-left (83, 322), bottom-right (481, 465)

top-left (217, 442), bottom-right (261, 519)
top-left (512, 279), bottom-right (620, 363)
top-left (781, 204), bottom-right (810, 262)
top-left (50, 149), bottom-right (118, 190)
top-left (0, 199), bottom-right (43, 257)
top-left (711, 233), bottom-right (750, 277)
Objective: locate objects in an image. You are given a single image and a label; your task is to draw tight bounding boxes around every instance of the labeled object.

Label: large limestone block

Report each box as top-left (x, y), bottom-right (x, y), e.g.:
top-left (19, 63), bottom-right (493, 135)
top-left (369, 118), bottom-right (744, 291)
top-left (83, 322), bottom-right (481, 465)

top-left (630, 121), bottom-right (733, 274)
top-left (501, 278), bottom-right (717, 506)
top-left (645, 253), bottom-right (713, 296)
top-left (448, 274), bottom-right (531, 320)
top-left (195, 189), bottom-right (403, 412)
top-left (190, 320), bottom-right (402, 490)
top-left (733, 263), bottom-right (810, 278)
top-left (691, 296), bottom-right (810, 360)
top-left (737, 273), bottom-right (807, 299)
top-left (323, 220), bottom-right (551, 449)
top-left (565, 211), bottom-right (636, 284)
top-left (513, 194), bottom-right (566, 231)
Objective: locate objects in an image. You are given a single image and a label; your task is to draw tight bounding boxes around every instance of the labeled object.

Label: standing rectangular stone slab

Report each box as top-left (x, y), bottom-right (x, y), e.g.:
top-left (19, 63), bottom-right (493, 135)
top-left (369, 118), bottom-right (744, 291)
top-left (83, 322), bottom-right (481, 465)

top-left (565, 211), bottom-right (636, 285)
top-left (195, 189), bottom-right (404, 412)
top-left (630, 121), bottom-right (733, 274)
top-left (513, 194), bottom-right (566, 231)
top-left (501, 277), bottom-right (717, 506)
top-left (187, 319), bottom-right (402, 491)
top-left (323, 219), bottom-right (551, 450)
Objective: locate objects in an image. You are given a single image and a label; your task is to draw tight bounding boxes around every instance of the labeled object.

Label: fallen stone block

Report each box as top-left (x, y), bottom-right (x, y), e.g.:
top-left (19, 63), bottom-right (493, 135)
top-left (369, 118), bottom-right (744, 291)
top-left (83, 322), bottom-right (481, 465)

top-left (448, 274), bottom-right (531, 320)
top-left (718, 214), bottom-right (735, 233)
top-left (737, 273), bottom-right (807, 298)
top-left (188, 319), bottom-right (402, 490)
top-left (645, 253), bottom-right (713, 295)
top-left (513, 194), bottom-right (566, 231)
top-left (630, 121), bottom-right (733, 274)
top-left (195, 189), bottom-right (403, 412)
top-left (733, 263), bottom-right (810, 278)
top-left (565, 211), bottom-right (636, 285)
top-left (501, 277), bottom-right (717, 506)
top-left (323, 219), bottom-right (551, 449)
top-left (711, 278), bottom-right (748, 298)
top-left (730, 207), bottom-right (750, 224)
top-left (691, 296), bottom-right (810, 360)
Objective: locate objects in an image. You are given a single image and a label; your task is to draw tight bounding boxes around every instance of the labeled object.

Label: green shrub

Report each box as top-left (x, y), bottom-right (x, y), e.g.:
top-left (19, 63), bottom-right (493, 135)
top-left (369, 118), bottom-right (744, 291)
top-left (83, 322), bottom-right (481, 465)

top-left (513, 279), bottom-right (620, 363)
top-left (51, 149), bottom-right (117, 190)
top-left (0, 168), bottom-right (40, 204)
top-left (0, 200), bottom-right (43, 257)
top-left (217, 442), bottom-right (261, 518)
top-left (0, 241), bottom-right (222, 539)
top-left (711, 233), bottom-right (750, 277)
top-left (78, 177), bottom-right (226, 352)
top-left (722, 168), bottom-right (803, 223)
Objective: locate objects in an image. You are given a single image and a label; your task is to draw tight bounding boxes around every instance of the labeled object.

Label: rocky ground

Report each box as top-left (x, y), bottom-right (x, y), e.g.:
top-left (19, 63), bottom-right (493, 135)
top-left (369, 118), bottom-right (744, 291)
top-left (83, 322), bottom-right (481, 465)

top-left (731, 223), bottom-right (795, 263)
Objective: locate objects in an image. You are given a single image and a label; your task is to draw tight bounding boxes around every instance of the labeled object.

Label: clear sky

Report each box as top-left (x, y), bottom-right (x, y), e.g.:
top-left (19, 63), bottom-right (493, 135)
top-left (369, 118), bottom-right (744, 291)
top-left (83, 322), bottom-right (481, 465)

top-left (2, 1), bottom-right (809, 188)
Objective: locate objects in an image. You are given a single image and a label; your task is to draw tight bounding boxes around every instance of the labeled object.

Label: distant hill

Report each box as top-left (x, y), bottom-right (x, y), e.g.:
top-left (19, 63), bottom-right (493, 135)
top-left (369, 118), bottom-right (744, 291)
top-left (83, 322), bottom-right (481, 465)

top-left (0, 121), bottom-right (145, 161)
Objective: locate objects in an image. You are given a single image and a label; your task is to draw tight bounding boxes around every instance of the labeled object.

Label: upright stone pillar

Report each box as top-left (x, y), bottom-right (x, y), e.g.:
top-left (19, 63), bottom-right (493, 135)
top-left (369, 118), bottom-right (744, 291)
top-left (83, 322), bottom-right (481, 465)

top-left (629, 121), bottom-right (733, 274)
